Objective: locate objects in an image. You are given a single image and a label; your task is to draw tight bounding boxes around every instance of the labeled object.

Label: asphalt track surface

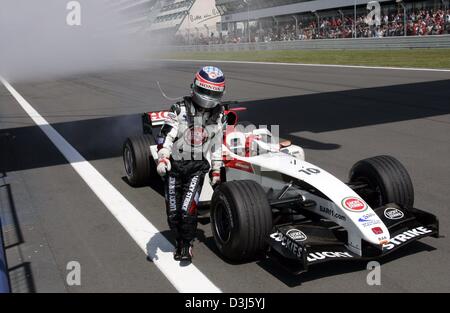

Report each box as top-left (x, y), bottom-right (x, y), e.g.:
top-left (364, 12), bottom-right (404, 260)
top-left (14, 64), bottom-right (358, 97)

top-left (1, 60), bottom-right (450, 293)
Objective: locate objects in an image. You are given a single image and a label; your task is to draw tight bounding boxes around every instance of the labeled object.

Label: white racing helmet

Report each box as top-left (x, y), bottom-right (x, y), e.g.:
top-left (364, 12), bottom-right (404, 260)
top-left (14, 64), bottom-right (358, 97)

top-left (192, 66), bottom-right (225, 110)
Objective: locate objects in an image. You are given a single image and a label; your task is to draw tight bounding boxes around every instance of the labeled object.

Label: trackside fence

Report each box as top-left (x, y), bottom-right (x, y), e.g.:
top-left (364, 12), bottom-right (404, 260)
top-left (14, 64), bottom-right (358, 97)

top-left (172, 35), bottom-right (450, 52)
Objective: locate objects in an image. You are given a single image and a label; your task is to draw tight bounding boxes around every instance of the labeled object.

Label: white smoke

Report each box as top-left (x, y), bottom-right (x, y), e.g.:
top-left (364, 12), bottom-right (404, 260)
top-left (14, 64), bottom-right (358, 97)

top-left (0, 0), bottom-right (162, 82)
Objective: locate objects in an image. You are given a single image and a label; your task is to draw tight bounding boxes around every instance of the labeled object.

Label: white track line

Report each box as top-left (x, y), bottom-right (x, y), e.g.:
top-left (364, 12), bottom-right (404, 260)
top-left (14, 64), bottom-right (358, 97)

top-left (0, 77), bottom-right (221, 293)
top-left (162, 59), bottom-right (450, 73)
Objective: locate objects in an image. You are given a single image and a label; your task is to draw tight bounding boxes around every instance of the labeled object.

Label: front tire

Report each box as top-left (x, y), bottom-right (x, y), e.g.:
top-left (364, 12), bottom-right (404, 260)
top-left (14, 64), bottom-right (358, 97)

top-left (123, 135), bottom-right (156, 187)
top-left (210, 180), bottom-right (272, 262)
top-left (349, 155), bottom-right (414, 208)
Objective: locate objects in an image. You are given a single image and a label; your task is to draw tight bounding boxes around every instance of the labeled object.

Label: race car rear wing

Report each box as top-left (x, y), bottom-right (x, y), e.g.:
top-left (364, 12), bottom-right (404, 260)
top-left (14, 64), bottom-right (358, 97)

top-left (142, 111), bottom-right (168, 132)
top-left (141, 101), bottom-right (247, 135)
top-left (267, 204), bottom-right (439, 274)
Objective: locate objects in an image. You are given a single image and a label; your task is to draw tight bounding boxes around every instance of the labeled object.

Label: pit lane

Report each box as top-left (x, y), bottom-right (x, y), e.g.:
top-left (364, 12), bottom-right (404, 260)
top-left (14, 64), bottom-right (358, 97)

top-left (1, 60), bottom-right (449, 292)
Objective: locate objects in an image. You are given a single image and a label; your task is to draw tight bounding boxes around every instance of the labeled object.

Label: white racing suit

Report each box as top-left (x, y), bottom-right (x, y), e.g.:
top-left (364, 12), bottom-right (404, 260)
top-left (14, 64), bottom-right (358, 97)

top-left (157, 96), bottom-right (224, 244)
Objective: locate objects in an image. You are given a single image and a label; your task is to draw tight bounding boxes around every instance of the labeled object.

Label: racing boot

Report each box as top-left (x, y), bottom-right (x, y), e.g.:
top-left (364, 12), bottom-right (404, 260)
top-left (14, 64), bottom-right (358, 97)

top-left (180, 242), bottom-right (194, 262)
top-left (173, 239), bottom-right (183, 261)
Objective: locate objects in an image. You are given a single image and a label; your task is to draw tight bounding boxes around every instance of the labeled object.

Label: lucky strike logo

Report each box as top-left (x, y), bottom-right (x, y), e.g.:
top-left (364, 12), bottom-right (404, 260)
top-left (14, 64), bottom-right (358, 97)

top-left (384, 208), bottom-right (405, 220)
top-left (341, 197), bottom-right (367, 212)
top-left (286, 229), bottom-right (307, 242)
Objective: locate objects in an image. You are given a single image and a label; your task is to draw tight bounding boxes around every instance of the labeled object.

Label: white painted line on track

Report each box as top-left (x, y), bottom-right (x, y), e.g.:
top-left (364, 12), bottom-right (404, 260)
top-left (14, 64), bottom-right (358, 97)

top-left (0, 77), bottom-right (221, 293)
top-left (162, 59), bottom-right (450, 73)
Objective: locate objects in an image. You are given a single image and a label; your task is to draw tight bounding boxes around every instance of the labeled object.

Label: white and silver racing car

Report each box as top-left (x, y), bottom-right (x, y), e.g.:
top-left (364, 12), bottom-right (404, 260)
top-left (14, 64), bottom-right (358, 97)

top-left (122, 103), bottom-right (439, 273)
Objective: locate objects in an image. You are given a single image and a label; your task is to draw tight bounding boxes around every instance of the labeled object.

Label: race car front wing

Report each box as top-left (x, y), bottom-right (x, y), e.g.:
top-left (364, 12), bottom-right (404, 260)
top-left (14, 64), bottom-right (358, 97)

top-left (267, 204), bottom-right (439, 273)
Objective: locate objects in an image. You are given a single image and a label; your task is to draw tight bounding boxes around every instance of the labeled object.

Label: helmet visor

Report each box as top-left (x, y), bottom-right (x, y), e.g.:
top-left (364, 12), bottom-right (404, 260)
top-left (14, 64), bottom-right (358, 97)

top-left (194, 85), bottom-right (223, 99)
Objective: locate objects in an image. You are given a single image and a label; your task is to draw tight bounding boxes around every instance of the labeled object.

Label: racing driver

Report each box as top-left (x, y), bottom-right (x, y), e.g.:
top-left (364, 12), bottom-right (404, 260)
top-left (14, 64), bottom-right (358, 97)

top-left (156, 66), bottom-right (225, 262)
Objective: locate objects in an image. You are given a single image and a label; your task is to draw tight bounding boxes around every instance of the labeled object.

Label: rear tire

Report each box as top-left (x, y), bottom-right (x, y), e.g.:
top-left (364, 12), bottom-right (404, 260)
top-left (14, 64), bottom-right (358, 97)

top-left (349, 155), bottom-right (414, 208)
top-left (123, 135), bottom-right (156, 187)
top-left (210, 180), bottom-right (272, 262)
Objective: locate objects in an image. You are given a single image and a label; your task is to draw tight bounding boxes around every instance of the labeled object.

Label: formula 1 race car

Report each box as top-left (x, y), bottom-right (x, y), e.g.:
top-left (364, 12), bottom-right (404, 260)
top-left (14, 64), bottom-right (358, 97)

top-left (122, 103), bottom-right (439, 273)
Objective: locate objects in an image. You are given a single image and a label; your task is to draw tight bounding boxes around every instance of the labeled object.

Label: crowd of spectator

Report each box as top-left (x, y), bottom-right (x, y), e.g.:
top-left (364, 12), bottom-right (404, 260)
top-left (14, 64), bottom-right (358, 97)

top-left (174, 6), bottom-right (450, 45)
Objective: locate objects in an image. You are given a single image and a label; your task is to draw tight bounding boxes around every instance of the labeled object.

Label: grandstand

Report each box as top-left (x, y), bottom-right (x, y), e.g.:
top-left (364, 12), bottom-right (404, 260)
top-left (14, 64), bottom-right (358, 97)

top-left (106, 0), bottom-right (450, 44)
top-left (105, 0), bottom-right (222, 42)
top-left (151, 0), bottom-right (221, 43)
top-left (108, 0), bottom-right (161, 33)
top-left (177, 0), bottom-right (450, 44)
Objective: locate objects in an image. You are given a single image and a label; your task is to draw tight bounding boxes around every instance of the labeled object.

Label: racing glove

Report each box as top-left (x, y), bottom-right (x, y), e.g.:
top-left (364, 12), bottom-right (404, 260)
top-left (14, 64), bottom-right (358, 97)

top-left (211, 170), bottom-right (221, 187)
top-left (157, 148), bottom-right (171, 177)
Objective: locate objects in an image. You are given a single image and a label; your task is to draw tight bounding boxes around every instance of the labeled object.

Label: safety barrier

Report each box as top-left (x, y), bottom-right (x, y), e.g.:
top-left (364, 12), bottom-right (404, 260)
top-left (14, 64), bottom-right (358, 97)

top-left (173, 35), bottom-right (450, 52)
top-left (0, 217), bottom-right (10, 293)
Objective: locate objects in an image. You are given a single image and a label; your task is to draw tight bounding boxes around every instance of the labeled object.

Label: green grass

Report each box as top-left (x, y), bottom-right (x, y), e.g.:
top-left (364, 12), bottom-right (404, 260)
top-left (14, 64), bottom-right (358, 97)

top-left (166, 49), bottom-right (450, 69)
